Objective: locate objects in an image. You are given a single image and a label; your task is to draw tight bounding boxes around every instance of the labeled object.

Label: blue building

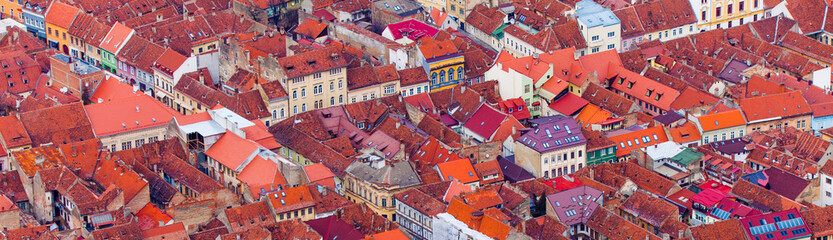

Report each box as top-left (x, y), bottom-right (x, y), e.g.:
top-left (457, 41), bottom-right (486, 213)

top-left (21, 1), bottom-right (46, 40)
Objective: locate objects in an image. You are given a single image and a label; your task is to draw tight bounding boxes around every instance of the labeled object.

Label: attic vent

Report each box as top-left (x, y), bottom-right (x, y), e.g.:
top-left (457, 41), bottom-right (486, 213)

top-left (122, 123), bottom-right (126, 128)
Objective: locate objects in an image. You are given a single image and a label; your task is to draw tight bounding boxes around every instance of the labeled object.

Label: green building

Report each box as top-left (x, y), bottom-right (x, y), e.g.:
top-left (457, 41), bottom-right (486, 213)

top-left (583, 129), bottom-right (618, 165)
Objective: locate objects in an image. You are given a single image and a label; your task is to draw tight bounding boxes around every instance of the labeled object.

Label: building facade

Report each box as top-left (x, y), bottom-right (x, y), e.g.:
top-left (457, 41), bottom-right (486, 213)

top-left (514, 116), bottom-right (587, 178)
top-left (278, 47), bottom-right (349, 115)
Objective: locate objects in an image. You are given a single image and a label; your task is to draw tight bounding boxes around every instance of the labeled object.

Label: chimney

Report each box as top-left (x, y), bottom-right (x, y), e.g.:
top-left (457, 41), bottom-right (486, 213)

top-left (471, 211), bottom-right (484, 230)
top-left (12, 29), bottom-right (18, 41)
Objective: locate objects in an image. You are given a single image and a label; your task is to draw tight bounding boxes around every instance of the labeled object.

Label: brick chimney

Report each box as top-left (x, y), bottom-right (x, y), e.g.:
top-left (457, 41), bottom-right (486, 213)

top-left (470, 211), bottom-right (484, 230)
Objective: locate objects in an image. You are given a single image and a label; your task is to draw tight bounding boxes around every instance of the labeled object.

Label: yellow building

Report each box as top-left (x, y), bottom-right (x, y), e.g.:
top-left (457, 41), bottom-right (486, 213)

top-left (694, 0), bottom-right (764, 31)
top-left (419, 39), bottom-right (465, 92)
top-left (43, 1), bottom-right (79, 55)
top-left (0, 0), bottom-right (22, 22)
top-left (343, 153), bottom-right (421, 221)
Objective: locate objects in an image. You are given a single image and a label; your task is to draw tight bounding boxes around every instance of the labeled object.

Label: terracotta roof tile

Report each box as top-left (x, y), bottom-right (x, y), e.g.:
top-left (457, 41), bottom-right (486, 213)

top-left (279, 46), bottom-right (348, 78)
top-left (690, 218), bottom-right (747, 240)
top-left (619, 191), bottom-right (679, 227)
top-left (20, 102), bottom-right (95, 146)
top-left (45, 1), bottom-right (80, 29)
top-left (739, 90), bottom-right (811, 122)
top-left (225, 201), bottom-right (276, 230)
top-left (731, 178), bottom-right (803, 212)
top-left (84, 95), bottom-right (181, 137)
top-left (586, 207), bottom-right (661, 240)
top-left (581, 83), bottom-right (637, 116)
top-left (263, 219), bottom-right (323, 240)
top-left (0, 115), bottom-right (31, 149)
top-left (394, 188), bottom-right (446, 216)
top-left (92, 222), bottom-right (143, 240)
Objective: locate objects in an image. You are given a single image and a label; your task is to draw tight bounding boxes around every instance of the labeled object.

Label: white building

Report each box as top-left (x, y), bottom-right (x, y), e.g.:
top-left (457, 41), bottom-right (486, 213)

top-left (432, 213), bottom-right (492, 240)
top-left (574, 0), bottom-right (621, 53)
top-left (820, 162), bottom-right (833, 206)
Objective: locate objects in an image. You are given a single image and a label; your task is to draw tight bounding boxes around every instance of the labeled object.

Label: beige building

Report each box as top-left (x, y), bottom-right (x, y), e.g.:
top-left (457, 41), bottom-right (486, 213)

top-left (343, 151), bottom-right (421, 221)
top-left (346, 64), bottom-right (401, 104)
top-left (258, 81), bottom-right (291, 126)
top-left (278, 47), bottom-right (349, 115)
top-left (740, 91), bottom-right (811, 133)
top-left (695, 108), bottom-right (747, 144)
top-left (514, 116), bottom-right (588, 178)
top-left (265, 185), bottom-right (316, 222)
top-left (84, 95), bottom-right (177, 152)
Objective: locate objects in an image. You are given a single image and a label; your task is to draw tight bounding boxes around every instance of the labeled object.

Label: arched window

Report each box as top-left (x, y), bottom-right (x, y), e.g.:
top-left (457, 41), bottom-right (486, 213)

top-left (439, 70), bottom-right (445, 83)
top-left (431, 72), bottom-right (437, 84)
top-left (280, 108), bottom-right (285, 117)
top-left (292, 91), bottom-right (297, 99)
top-left (272, 110), bottom-right (277, 119)
top-left (302, 104), bottom-right (306, 112)
top-left (293, 106), bottom-right (298, 114)
top-left (448, 68), bottom-right (455, 81)
top-left (458, 66), bottom-right (464, 80)
top-left (331, 97), bottom-right (335, 105)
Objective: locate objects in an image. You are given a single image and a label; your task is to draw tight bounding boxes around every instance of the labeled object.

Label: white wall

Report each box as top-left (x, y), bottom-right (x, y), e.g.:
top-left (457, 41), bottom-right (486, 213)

top-left (432, 213), bottom-right (492, 240)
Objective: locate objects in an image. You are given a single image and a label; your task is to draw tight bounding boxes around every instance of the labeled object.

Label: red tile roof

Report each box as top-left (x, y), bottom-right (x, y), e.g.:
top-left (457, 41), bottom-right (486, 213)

top-left (437, 158), bottom-right (479, 184)
top-left (0, 115), bottom-right (31, 149)
top-left (295, 18), bottom-right (329, 38)
top-left (205, 131), bottom-right (260, 170)
top-left (84, 95), bottom-right (181, 136)
top-left (279, 46), bottom-right (349, 78)
top-left (739, 90), bottom-right (811, 122)
top-left (463, 104), bottom-right (508, 140)
top-left (548, 94), bottom-right (589, 116)
top-left (90, 76), bottom-right (144, 103)
top-left (153, 48), bottom-right (188, 73)
top-left (609, 66), bottom-right (681, 111)
top-left (619, 191), bottom-right (679, 227)
top-left (586, 207), bottom-right (661, 240)
top-left (608, 126), bottom-right (669, 157)
top-left (237, 156), bottom-right (287, 197)
top-left (690, 218), bottom-right (747, 240)
top-left (100, 22), bottom-right (135, 54)
top-left (20, 102), bottom-right (96, 146)
top-left (44, 1), bottom-right (80, 29)
top-left (698, 108), bottom-right (746, 132)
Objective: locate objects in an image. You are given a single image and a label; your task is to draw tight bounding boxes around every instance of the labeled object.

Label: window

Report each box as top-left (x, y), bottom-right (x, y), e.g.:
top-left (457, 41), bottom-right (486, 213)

top-left (330, 68), bottom-right (342, 75)
top-left (754, 0), bottom-right (758, 8)
top-left (331, 97), bottom-right (335, 105)
top-left (339, 95), bottom-right (343, 103)
top-left (293, 90), bottom-right (297, 99)
top-left (458, 66), bottom-right (464, 80)
top-left (739, 0), bottom-right (745, 11)
top-left (448, 68), bottom-right (454, 81)
top-left (312, 72), bottom-right (322, 79)
top-left (439, 70), bottom-right (445, 83)
top-left (293, 106), bottom-right (298, 114)
top-left (607, 32), bottom-right (614, 37)
top-left (592, 47), bottom-right (599, 53)
top-left (716, 6), bottom-right (722, 17)
top-left (591, 35), bottom-right (599, 41)
top-left (302, 104), bottom-right (306, 112)
top-left (431, 72), bottom-right (437, 83)
top-left (607, 44), bottom-right (615, 49)
top-left (339, 80), bottom-right (343, 89)
top-left (301, 88), bottom-right (306, 97)
top-left (330, 82), bottom-right (334, 90)
top-left (728, 3), bottom-right (733, 14)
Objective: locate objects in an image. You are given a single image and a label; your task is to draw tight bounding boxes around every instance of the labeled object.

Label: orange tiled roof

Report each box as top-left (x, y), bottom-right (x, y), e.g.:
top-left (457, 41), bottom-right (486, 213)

top-left (669, 122), bottom-right (701, 144)
top-left (739, 90), bottom-right (811, 122)
top-left (84, 95), bottom-right (182, 137)
top-left (204, 131), bottom-right (260, 170)
top-left (610, 126), bottom-right (668, 157)
top-left (437, 158), bottom-right (479, 184)
top-left (0, 115), bottom-right (31, 149)
top-left (267, 185), bottom-right (315, 214)
top-left (236, 156), bottom-right (287, 197)
top-left (44, 2), bottom-right (80, 29)
top-left (698, 108), bottom-right (746, 132)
